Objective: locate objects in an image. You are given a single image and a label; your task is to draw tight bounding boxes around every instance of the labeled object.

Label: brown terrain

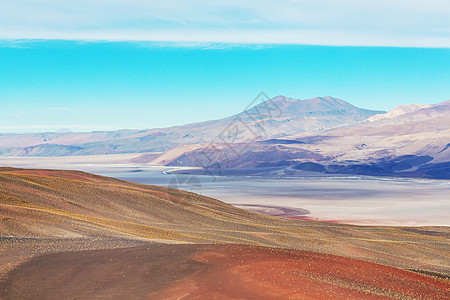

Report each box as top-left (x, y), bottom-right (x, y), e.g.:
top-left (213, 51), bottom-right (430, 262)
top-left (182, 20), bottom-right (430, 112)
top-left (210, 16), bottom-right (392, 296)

top-left (1, 244), bottom-right (449, 300)
top-left (0, 167), bottom-right (449, 299)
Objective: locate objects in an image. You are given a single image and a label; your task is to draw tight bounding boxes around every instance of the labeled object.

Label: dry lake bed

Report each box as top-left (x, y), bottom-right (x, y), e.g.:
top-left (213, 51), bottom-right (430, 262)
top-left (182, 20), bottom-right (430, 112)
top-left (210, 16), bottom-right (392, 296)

top-left (1, 155), bottom-right (449, 226)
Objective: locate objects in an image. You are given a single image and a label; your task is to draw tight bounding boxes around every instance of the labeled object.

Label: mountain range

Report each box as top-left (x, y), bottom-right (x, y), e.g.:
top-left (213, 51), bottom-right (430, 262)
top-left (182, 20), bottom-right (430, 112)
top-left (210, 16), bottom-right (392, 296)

top-left (1, 95), bottom-right (449, 178)
top-left (162, 99), bottom-right (450, 179)
top-left (0, 96), bottom-right (383, 156)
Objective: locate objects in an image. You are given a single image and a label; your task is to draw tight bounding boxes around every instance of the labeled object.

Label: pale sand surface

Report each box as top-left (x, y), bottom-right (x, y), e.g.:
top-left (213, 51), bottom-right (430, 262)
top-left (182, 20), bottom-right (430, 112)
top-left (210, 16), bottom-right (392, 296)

top-left (1, 156), bottom-right (449, 226)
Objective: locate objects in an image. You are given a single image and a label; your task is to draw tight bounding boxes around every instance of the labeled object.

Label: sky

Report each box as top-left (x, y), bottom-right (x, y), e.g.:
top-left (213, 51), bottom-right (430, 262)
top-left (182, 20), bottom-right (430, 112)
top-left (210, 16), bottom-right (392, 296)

top-left (0, 1), bottom-right (449, 133)
top-left (1, 0), bottom-right (450, 47)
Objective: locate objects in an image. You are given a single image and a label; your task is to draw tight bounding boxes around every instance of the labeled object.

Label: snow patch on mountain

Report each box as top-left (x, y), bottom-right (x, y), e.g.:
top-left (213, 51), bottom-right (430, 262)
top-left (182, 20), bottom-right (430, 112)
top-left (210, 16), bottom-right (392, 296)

top-left (367, 104), bottom-right (430, 122)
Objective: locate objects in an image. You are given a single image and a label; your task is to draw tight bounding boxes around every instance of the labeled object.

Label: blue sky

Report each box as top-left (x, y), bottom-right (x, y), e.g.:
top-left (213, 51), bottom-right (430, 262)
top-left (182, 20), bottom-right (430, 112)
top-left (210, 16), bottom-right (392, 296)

top-left (0, 1), bottom-right (449, 133)
top-left (1, 41), bottom-right (449, 133)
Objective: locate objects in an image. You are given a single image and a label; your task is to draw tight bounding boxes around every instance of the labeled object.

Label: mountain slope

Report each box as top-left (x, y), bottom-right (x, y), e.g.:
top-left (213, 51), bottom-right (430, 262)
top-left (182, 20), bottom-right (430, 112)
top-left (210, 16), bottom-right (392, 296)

top-left (0, 168), bottom-right (449, 275)
top-left (367, 103), bottom-right (430, 122)
top-left (160, 100), bottom-right (450, 179)
top-left (0, 96), bottom-right (383, 157)
top-left (232, 96), bottom-right (384, 137)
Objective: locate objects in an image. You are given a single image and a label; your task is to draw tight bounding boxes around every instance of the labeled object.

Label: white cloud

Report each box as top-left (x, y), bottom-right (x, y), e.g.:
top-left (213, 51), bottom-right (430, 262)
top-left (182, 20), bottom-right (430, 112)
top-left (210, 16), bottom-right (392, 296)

top-left (0, 0), bottom-right (449, 47)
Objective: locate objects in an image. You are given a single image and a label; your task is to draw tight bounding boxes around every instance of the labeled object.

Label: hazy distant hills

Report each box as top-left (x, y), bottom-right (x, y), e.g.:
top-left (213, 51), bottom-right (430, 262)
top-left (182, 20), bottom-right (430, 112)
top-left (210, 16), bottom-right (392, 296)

top-left (161, 99), bottom-right (450, 179)
top-left (1, 95), bottom-right (449, 179)
top-left (231, 96), bottom-right (384, 137)
top-left (0, 96), bottom-right (383, 157)
top-left (366, 103), bottom-right (431, 122)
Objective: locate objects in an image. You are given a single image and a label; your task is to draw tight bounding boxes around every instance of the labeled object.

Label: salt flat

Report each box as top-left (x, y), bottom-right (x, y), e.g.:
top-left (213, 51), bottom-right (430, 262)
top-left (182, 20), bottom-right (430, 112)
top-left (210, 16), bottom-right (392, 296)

top-left (1, 156), bottom-right (449, 226)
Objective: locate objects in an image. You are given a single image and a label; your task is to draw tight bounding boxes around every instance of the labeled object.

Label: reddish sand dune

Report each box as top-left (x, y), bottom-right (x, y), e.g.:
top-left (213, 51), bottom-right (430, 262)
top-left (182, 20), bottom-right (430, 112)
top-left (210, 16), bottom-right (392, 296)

top-left (1, 244), bottom-right (449, 300)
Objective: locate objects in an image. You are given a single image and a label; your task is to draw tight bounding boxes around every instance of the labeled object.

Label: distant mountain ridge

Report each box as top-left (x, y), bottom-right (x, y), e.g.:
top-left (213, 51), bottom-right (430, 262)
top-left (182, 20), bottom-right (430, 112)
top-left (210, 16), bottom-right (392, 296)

top-left (3, 96), bottom-right (449, 179)
top-left (367, 103), bottom-right (430, 122)
top-left (0, 96), bottom-right (384, 157)
top-left (160, 99), bottom-right (450, 179)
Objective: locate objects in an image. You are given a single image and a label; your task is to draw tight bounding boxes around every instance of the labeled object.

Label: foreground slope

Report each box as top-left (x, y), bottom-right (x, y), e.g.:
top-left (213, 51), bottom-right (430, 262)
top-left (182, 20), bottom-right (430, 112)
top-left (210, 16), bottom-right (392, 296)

top-left (1, 167), bottom-right (449, 276)
top-left (1, 244), bottom-right (449, 300)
